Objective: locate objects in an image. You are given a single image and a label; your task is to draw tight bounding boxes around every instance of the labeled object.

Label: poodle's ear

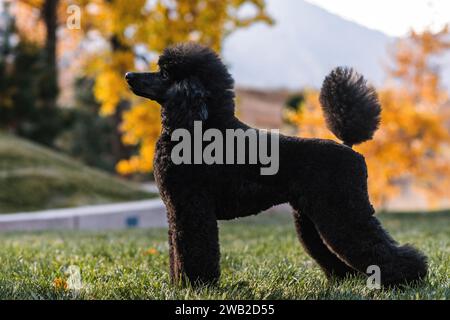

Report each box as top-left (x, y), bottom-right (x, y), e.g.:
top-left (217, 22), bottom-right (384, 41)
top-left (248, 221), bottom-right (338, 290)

top-left (189, 77), bottom-right (209, 121)
top-left (168, 76), bottom-right (209, 122)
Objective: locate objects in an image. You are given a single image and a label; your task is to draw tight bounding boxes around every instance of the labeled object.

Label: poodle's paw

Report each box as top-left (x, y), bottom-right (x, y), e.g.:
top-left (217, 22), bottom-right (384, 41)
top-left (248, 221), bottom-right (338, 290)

top-left (379, 244), bottom-right (428, 287)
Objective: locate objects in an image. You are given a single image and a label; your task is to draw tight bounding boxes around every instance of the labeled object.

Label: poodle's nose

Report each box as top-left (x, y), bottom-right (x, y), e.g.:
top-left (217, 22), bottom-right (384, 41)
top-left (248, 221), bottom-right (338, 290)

top-left (125, 72), bottom-right (134, 80)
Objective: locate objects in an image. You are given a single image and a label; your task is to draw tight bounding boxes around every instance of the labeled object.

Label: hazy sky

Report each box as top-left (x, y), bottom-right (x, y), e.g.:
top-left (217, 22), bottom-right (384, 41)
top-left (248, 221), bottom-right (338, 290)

top-left (305, 0), bottom-right (450, 36)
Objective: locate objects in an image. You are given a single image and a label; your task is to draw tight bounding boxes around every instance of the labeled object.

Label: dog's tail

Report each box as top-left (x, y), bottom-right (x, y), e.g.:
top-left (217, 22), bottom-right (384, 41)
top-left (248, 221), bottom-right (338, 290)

top-left (319, 67), bottom-right (381, 148)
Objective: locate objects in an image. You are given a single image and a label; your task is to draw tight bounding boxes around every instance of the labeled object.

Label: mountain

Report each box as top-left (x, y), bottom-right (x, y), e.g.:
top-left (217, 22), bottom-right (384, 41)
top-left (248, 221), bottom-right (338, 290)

top-left (223, 0), bottom-right (394, 89)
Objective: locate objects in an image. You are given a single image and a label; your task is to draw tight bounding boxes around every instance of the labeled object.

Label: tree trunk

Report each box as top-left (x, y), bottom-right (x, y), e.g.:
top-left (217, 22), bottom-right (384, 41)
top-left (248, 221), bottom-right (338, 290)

top-left (109, 35), bottom-right (133, 163)
top-left (41, 0), bottom-right (59, 109)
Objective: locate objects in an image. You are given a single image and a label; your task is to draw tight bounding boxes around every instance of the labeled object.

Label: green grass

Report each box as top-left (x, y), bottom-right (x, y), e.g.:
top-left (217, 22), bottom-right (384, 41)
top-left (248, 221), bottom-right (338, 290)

top-left (0, 133), bottom-right (154, 213)
top-left (0, 212), bottom-right (448, 300)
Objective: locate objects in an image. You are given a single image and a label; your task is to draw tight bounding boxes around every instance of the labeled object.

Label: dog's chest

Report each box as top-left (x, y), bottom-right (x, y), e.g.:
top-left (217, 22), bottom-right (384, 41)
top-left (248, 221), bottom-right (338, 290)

top-left (154, 139), bottom-right (172, 182)
top-left (154, 137), bottom-right (192, 194)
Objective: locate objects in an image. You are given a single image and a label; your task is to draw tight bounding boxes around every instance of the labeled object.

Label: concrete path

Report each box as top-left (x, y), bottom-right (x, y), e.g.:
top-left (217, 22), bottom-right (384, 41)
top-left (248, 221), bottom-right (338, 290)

top-left (0, 199), bottom-right (167, 232)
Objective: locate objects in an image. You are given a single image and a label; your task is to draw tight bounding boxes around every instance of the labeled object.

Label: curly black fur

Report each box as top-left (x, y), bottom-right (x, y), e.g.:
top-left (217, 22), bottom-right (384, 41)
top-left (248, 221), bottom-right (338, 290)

top-left (125, 43), bottom-right (427, 287)
top-left (320, 67), bottom-right (381, 147)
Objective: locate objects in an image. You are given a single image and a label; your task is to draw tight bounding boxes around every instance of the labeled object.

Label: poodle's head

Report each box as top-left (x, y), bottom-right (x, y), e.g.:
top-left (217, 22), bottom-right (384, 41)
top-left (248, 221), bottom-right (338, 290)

top-left (126, 43), bottom-right (235, 125)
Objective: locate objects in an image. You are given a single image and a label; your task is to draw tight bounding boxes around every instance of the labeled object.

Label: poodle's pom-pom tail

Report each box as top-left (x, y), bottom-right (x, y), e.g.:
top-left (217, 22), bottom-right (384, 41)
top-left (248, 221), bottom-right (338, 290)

top-left (319, 67), bottom-right (381, 147)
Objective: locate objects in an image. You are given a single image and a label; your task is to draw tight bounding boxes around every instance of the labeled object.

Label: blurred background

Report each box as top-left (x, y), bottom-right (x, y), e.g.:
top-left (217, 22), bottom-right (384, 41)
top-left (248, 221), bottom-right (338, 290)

top-left (0, 0), bottom-right (449, 214)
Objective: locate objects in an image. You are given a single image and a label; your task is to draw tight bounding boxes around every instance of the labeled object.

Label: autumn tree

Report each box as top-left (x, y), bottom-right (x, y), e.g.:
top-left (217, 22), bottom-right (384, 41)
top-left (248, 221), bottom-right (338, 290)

top-left (287, 26), bottom-right (450, 208)
top-left (389, 26), bottom-right (450, 108)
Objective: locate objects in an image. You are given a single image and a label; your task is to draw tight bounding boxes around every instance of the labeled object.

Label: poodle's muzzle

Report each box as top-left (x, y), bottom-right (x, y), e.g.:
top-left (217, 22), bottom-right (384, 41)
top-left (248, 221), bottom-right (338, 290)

top-left (125, 72), bottom-right (167, 103)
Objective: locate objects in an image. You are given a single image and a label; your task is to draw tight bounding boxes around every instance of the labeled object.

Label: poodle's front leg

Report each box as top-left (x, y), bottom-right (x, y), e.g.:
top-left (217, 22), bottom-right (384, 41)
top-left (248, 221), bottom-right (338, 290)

top-left (167, 197), bottom-right (220, 286)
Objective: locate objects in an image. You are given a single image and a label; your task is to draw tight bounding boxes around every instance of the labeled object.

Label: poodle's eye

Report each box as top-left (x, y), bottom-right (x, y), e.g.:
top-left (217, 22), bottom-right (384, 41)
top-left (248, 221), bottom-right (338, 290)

top-left (160, 70), bottom-right (170, 81)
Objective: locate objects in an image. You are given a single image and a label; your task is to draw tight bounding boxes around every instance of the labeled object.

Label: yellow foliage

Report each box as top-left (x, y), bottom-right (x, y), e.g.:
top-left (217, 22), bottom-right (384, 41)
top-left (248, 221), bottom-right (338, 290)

top-left (91, 50), bottom-right (134, 113)
top-left (93, 70), bottom-right (121, 116)
top-left (116, 102), bottom-right (161, 175)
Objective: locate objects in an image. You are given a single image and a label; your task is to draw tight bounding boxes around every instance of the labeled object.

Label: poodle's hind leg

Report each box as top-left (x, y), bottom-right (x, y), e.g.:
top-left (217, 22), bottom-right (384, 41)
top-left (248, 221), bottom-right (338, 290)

top-left (167, 195), bottom-right (220, 287)
top-left (307, 185), bottom-right (428, 287)
top-left (292, 207), bottom-right (359, 280)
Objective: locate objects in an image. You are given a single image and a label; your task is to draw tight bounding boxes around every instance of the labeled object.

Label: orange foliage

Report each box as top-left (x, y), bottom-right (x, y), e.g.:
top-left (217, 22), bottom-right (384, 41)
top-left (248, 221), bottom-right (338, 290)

top-left (389, 26), bottom-right (450, 108)
top-left (288, 26), bottom-right (450, 208)
top-left (13, 1), bottom-right (46, 44)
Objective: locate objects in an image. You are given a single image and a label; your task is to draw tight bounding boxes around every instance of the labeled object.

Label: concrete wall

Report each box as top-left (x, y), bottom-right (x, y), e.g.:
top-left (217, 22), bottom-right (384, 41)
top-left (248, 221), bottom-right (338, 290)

top-left (0, 199), bottom-right (167, 232)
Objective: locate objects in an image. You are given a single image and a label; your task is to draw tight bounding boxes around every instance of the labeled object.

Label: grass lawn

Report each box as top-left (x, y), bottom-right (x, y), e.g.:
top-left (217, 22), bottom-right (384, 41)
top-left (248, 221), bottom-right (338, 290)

top-left (0, 211), bottom-right (448, 300)
top-left (0, 133), bottom-right (154, 213)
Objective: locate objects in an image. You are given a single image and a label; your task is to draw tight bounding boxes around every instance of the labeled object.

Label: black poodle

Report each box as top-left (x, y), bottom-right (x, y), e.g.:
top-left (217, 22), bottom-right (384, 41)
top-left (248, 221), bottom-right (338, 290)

top-left (125, 43), bottom-right (427, 287)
